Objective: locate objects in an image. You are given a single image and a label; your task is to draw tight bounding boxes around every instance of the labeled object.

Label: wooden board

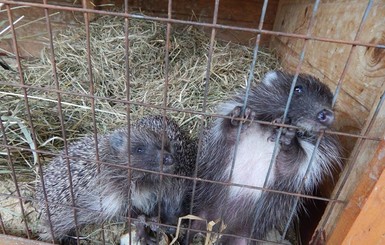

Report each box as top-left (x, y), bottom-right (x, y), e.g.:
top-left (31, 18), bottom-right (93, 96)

top-left (124, 0), bottom-right (279, 46)
top-left (321, 83), bottom-right (385, 244)
top-left (341, 141), bottom-right (385, 245)
top-left (0, 0), bottom-right (278, 59)
top-left (0, 0), bottom-right (121, 58)
top-left (0, 234), bottom-right (54, 245)
top-left (270, 0), bottom-right (385, 243)
top-left (0, 0), bottom-right (86, 58)
top-left (270, 0), bottom-right (385, 151)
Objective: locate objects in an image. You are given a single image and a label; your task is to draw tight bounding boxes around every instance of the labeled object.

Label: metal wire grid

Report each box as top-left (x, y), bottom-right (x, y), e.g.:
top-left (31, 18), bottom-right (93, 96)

top-left (0, 0), bottom-right (383, 244)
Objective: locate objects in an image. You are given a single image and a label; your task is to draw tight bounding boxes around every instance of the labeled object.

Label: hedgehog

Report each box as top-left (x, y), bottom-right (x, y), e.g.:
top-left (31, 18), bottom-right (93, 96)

top-left (35, 115), bottom-right (196, 244)
top-left (190, 71), bottom-right (342, 244)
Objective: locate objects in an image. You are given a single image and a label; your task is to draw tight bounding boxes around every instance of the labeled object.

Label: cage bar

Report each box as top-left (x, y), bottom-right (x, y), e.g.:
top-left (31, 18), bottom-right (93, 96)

top-left (0, 0), bottom-right (384, 244)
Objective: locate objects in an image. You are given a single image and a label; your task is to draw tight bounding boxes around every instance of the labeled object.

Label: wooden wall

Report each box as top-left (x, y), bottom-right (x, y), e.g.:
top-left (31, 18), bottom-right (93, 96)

top-left (125, 0), bottom-right (279, 46)
top-left (270, 0), bottom-right (385, 244)
top-left (0, 0), bottom-right (278, 58)
top-left (271, 0), bottom-right (385, 149)
top-left (0, 0), bottom-right (85, 57)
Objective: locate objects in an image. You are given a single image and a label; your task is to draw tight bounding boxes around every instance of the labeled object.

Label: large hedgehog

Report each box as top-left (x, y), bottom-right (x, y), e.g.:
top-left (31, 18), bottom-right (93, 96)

top-left (35, 115), bottom-right (196, 244)
top-left (191, 71), bottom-right (342, 244)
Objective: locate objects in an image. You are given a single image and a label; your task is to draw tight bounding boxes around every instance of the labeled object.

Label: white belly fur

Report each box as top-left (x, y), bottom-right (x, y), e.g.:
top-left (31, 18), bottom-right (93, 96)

top-left (131, 188), bottom-right (157, 215)
top-left (227, 123), bottom-right (278, 199)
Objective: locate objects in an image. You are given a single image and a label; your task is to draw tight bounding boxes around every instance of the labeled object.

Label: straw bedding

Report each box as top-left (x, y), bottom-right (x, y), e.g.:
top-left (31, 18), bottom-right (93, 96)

top-left (0, 13), bottom-right (280, 243)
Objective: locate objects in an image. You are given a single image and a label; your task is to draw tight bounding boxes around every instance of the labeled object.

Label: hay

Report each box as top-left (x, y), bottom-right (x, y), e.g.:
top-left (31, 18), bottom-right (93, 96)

top-left (0, 13), bottom-right (280, 242)
top-left (1, 13), bottom-right (280, 179)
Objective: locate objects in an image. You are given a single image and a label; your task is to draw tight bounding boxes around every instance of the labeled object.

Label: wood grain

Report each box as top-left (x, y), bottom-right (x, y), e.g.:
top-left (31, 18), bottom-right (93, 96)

top-left (126, 0), bottom-right (279, 46)
top-left (270, 0), bottom-right (385, 243)
top-left (0, 234), bottom-right (54, 245)
top-left (341, 143), bottom-right (385, 245)
top-left (271, 0), bottom-right (385, 137)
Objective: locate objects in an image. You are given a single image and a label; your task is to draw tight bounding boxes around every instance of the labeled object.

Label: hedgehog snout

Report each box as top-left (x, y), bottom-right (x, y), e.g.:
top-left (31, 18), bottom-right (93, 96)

top-left (317, 109), bottom-right (334, 126)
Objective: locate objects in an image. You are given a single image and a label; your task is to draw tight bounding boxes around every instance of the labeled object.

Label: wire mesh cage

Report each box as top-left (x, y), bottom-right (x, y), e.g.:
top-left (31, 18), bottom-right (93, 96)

top-left (0, 0), bottom-right (384, 244)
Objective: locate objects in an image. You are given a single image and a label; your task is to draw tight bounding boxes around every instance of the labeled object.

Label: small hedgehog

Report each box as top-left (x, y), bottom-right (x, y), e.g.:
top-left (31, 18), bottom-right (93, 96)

top-left (35, 115), bottom-right (196, 244)
top-left (191, 71), bottom-right (342, 244)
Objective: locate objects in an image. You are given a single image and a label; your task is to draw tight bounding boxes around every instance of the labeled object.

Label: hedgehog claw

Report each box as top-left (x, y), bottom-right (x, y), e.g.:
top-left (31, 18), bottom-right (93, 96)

top-left (244, 108), bottom-right (256, 125)
top-left (230, 106), bottom-right (242, 126)
top-left (269, 117), bottom-right (296, 145)
top-left (272, 117), bottom-right (291, 127)
top-left (229, 106), bottom-right (255, 126)
top-left (135, 215), bottom-right (161, 245)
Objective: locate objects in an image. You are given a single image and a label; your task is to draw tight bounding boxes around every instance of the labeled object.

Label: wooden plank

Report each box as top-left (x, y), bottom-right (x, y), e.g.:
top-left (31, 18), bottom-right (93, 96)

top-left (1, 0), bottom-right (278, 58)
top-left (341, 145), bottom-right (385, 245)
top-left (0, 1), bottom-right (87, 58)
top-left (322, 82), bottom-right (385, 244)
top-left (270, 0), bottom-right (385, 243)
top-left (0, 0), bottom-right (118, 58)
top-left (270, 0), bottom-right (385, 148)
top-left (126, 0), bottom-right (279, 46)
top-left (0, 234), bottom-right (54, 245)
top-left (127, 0), bottom-right (278, 25)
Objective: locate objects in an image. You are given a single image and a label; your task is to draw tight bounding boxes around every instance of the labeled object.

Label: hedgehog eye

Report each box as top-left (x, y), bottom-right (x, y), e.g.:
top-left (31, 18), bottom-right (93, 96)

top-left (134, 146), bottom-right (145, 154)
top-left (172, 141), bottom-right (180, 149)
top-left (294, 85), bottom-right (303, 93)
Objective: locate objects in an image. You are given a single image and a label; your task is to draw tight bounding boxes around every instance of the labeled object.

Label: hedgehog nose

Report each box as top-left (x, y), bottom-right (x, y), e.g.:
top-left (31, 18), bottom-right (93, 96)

top-left (317, 109), bottom-right (334, 126)
top-left (163, 153), bottom-right (173, 165)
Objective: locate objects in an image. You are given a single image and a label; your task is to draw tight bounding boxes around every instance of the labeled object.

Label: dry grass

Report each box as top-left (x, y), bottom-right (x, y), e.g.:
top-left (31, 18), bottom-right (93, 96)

top-left (0, 13), bottom-right (280, 243)
top-left (0, 14), bottom-right (280, 180)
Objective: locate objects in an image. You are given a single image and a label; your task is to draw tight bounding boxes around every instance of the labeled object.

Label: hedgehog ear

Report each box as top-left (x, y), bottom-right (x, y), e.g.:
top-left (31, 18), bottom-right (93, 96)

top-left (262, 71), bottom-right (279, 86)
top-left (109, 131), bottom-right (128, 154)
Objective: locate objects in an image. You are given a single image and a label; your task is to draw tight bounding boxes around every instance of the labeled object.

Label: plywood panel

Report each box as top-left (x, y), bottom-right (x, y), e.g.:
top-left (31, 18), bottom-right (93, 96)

top-left (341, 143), bottom-right (385, 245)
top-left (0, 1), bottom-right (87, 57)
top-left (270, 0), bottom-right (385, 150)
top-left (324, 140), bottom-right (385, 245)
top-left (320, 80), bottom-right (385, 244)
top-left (126, 0), bottom-right (279, 46)
top-left (0, 0), bottom-right (279, 58)
top-left (270, 0), bottom-right (385, 243)
top-left (0, 234), bottom-right (53, 245)
top-left (128, 0), bottom-right (278, 25)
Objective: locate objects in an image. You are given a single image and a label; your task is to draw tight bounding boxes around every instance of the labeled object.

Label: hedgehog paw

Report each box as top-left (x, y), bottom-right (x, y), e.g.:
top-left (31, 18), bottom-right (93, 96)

top-left (135, 218), bottom-right (158, 245)
top-left (280, 127), bottom-right (296, 145)
top-left (138, 234), bottom-right (157, 245)
top-left (147, 216), bottom-right (159, 232)
top-left (229, 106), bottom-right (255, 127)
top-left (268, 118), bottom-right (296, 145)
top-left (136, 215), bottom-right (159, 232)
